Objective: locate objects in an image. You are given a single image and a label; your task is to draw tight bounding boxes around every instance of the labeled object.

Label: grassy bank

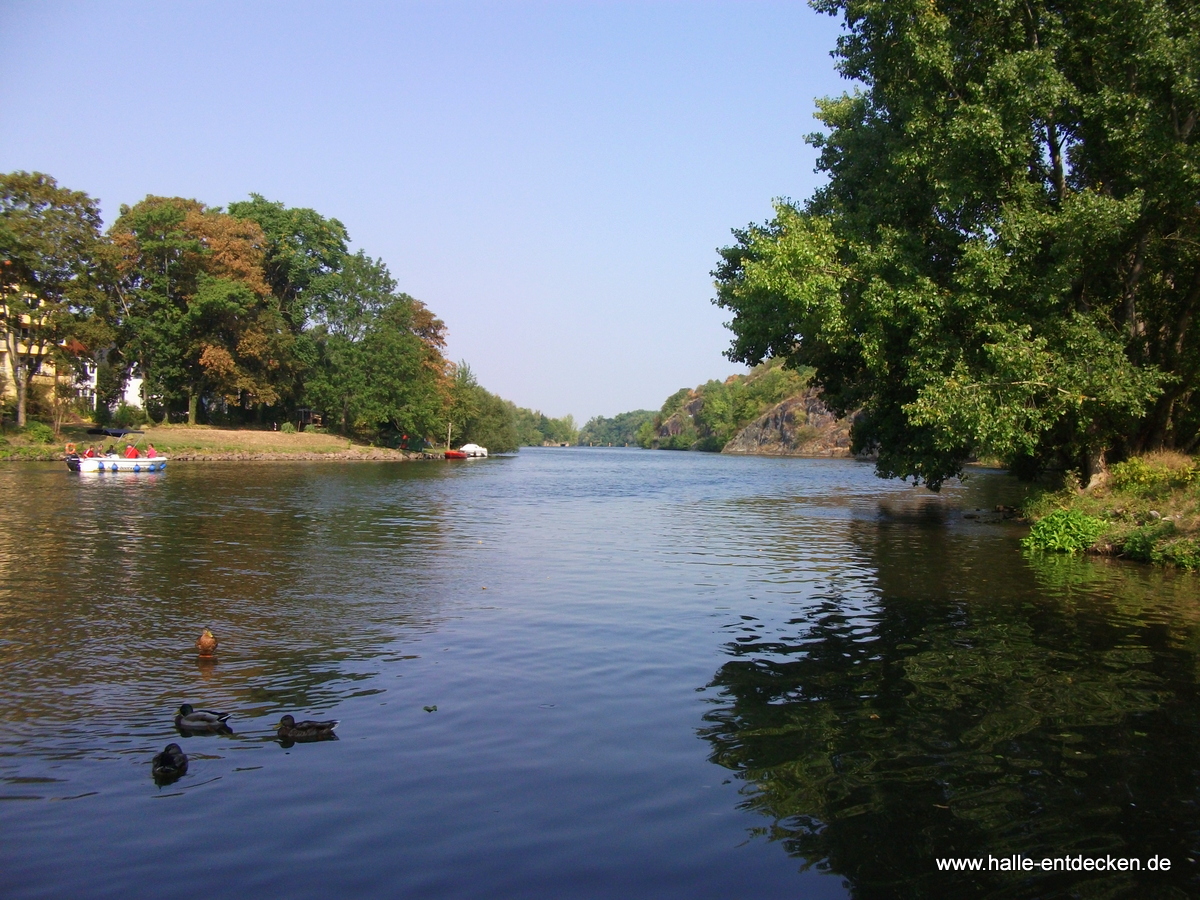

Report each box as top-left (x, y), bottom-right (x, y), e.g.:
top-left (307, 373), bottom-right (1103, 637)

top-left (1023, 452), bottom-right (1200, 568)
top-left (0, 424), bottom-right (427, 461)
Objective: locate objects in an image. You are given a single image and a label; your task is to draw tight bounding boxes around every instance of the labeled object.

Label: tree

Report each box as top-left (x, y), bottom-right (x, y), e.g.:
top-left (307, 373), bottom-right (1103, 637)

top-left (305, 251), bottom-right (450, 442)
top-left (445, 363), bottom-right (521, 453)
top-left (109, 196), bottom-right (288, 424)
top-left (579, 410), bottom-right (657, 445)
top-left (226, 196), bottom-right (349, 415)
top-left (715, 0), bottom-right (1198, 488)
top-left (226, 194), bottom-right (349, 331)
top-left (0, 172), bottom-right (106, 426)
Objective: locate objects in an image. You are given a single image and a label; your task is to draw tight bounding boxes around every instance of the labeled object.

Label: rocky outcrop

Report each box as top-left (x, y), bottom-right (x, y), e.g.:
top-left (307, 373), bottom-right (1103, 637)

top-left (722, 390), bottom-right (856, 457)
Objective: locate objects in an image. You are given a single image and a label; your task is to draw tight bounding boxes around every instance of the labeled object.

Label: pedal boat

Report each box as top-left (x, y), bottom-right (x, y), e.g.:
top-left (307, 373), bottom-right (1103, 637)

top-left (66, 428), bottom-right (168, 473)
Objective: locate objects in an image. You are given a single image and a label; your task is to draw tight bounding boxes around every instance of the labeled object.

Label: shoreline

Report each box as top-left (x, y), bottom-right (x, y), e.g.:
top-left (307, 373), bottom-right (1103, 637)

top-left (0, 448), bottom-right (444, 462)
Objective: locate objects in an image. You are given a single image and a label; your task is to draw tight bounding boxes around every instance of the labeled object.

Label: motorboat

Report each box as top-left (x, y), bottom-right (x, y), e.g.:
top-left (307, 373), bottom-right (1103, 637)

top-left (444, 443), bottom-right (487, 460)
top-left (66, 427), bottom-right (168, 473)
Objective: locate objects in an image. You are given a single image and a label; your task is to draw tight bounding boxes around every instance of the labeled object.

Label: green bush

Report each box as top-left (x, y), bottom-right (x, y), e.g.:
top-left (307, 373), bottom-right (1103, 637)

top-left (1162, 539), bottom-right (1200, 569)
top-left (303, 424), bottom-right (327, 434)
top-left (21, 421), bottom-right (56, 444)
top-left (1123, 523), bottom-right (1173, 562)
top-left (1121, 523), bottom-right (1200, 568)
top-left (280, 422), bottom-right (296, 434)
top-left (1110, 457), bottom-right (1196, 497)
top-left (112, 403), bottom-right (149, 428)
top-left (1022, 508), bottom-right (1106, 553)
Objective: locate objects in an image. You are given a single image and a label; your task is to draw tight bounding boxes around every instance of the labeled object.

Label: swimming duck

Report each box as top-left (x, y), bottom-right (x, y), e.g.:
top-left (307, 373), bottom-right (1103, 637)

top-left (196, 628), bottom-right (218, 657)
top-left (152, 743), bottom-right (188, 782)
top-left (174, 703), bottom-right (233, 734)
top-left (276, 714), bottom-right (339, 743)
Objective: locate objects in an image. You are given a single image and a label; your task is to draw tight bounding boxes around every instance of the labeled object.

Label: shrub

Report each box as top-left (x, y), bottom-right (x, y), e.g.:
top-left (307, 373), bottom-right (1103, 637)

top-left (1122, 523), bottom-right (1174, 562)
top-left (1022, 508), bottom-right (1106, 553)
top-left (113, 403), bottom-right (149, 428)
top-left (1121, 524), bottom-right (1200, 568)
top-left (280, 422), bottom-right (296, 434)
top-left (303, 424), bottom-right (327, 434)
top-left (1163, 539), bottom-right (1200, 569)
top-left (21, 421), bottom-right (56, 444)
top-left (1110, 456), bottom-right (1197, 497)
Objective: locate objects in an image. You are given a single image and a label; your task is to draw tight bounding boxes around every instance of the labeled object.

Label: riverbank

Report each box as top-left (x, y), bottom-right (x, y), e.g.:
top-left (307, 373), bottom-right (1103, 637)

top-left (0, 424), bottom-right (441, 461)
top-left (1023, 451), bottom-right (1200, 568)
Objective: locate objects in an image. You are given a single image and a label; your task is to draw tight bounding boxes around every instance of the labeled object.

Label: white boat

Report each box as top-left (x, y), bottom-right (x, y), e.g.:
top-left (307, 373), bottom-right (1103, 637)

top-left (66, 427), bottom-right (168, 473)
top-left (459, 443), bottom-right (488, 458)
top-left (71, 455), bottom-right (168, 473)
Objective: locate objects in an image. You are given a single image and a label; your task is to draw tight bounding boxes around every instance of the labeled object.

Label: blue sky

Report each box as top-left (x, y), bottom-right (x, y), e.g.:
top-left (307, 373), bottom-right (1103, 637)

top-left (0, 1), bottom-right (847, 423)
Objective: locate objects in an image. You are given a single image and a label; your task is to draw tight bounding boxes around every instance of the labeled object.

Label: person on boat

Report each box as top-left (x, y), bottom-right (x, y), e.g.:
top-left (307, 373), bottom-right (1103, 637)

top-left (124, 444), bottom-right (140, 459)
top-left (103, 443), bottom-right (117, 457)
top-left (84, 445), bottom-right (97, 458)
top-left (146, 443), bottom-right (158, 458)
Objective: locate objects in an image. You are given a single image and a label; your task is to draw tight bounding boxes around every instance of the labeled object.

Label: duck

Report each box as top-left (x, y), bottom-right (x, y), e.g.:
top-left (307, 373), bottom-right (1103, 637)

top-left (276, 714), bottom-right (339, 743)
top-left (174, 703), bottom-right (233, 734)
top-left (152, 743), bottom-right (188, 782)
top-left (196, 628), bottom-right (218, 657)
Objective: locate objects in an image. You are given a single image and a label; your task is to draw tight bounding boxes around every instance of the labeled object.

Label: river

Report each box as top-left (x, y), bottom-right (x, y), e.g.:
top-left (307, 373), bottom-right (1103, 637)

top-left (1, 448), bottom-right (1198, 898)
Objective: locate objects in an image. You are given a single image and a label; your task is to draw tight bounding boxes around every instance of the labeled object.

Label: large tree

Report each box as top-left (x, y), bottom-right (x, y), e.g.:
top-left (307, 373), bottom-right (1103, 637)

top-left (109, 196), bottom-right (289, 424)
top-left (226, 196), bottom-right (349, 415)
top-left (305, 251), bottom-right (451, 441)
top-left (0, 172), bottom-right (106, 426)
top-left (715, 0), bottom-right (1199, 488)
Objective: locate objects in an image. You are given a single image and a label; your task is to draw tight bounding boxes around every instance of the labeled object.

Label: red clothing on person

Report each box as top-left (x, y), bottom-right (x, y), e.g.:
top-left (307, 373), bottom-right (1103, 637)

top-left (124, 445), bottom-right (139, 458)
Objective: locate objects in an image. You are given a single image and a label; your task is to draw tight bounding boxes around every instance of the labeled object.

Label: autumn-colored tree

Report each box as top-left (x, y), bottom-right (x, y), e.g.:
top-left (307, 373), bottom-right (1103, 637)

top-left (109, 197), bottom-right (291, 423)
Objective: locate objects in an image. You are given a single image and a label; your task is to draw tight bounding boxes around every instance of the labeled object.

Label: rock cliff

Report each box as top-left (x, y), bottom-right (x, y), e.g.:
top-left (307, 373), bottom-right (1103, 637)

top-left (722, 390), bottom-right (856, 457)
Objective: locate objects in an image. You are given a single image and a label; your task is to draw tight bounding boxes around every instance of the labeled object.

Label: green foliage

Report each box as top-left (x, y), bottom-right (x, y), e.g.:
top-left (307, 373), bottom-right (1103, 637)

top-left (639, 359), bottom-right (812, 450)
top-left (109, 196), bottom-right (289, 424)
top-left (20, 421), bottom-right (55, 444)
top-left (504, 402), bottom-right (578, 446)
top-left (444, 364), bottom-right (521, 453)
top-left (226, 194), bottom-right (349, 333)
top-left (1022, 509), bottom-right (1106, 554)
top-left (9, 176), bottom-right (531, 450)
top-left (1110, 457), bottom-right (1197, 498)
top-left (112, 402), bottom-right (148, 428)
top-left (303, 253), bottom-right (449, 443)
top-left (0, 171), bottom-right (107, 427)
top-left (715, 0), bottom-right (1200, 488)
top-left (578, 410), bottom-right (656, 446)
top-left (280, 422), bottom-right (296, 434)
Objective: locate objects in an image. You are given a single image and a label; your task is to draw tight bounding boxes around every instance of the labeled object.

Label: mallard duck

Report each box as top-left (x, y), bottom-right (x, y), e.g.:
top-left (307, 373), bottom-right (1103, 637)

top-left (174, 703), bottom-right (233, 734)
top-left (276, 714), bottom-right (339, 742)
top-left (152, 743), bottom-right (188, 782)
top-left (196, 628), bottom-right (218, 657)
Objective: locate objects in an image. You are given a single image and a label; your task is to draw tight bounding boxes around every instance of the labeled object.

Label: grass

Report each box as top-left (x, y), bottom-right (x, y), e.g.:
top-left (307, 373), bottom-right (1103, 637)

top-left (1023, 451), bottom-right (1200, 568)
top-left (0, 422), bottom-right (411, 460)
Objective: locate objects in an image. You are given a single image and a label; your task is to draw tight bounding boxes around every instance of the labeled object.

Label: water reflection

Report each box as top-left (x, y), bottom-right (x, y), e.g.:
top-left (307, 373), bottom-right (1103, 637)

top-left (701, 487), bottom-right (1200, 898)
top-left (0, 462), bottom-right (448, 776)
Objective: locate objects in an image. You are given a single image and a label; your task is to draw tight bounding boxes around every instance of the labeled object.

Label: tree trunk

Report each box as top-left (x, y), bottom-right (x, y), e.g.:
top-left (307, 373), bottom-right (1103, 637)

top-left (1083, 446), bottom-right (1109, 491)
top-left (15, 365), bottom-right (27, 428)
top-left (188, 389), bottom-right (199, 426)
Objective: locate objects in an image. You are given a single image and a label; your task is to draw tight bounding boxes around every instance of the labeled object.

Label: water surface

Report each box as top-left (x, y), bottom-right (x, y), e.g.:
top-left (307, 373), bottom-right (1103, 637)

top-left (1, 449), bottom-right (1198, 898)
